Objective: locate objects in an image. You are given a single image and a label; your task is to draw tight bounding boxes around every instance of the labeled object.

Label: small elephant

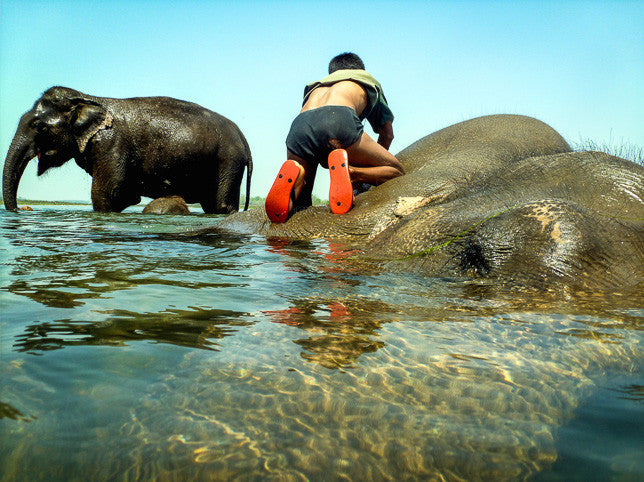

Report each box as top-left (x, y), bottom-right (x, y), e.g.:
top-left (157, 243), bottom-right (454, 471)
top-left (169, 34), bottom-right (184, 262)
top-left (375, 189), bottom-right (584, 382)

top-left (142, 196), bottom-right (190, 215)
top-left (3, 87), bottom-right (252, 214)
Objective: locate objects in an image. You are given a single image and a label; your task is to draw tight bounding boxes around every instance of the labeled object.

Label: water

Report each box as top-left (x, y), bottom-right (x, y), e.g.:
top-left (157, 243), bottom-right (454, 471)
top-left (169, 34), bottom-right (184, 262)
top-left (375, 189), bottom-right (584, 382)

top-left (0, 206), bottom-right (642, 481)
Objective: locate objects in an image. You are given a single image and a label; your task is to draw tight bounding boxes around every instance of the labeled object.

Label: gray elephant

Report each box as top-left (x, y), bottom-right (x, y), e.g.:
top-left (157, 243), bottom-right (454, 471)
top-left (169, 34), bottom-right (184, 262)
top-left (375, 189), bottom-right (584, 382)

top-left (142, 195), bottom-right (191, 215)
top-left (3, 87), bottom-right (252, 213)
top-left (217, 115), bottom-right (644, 293)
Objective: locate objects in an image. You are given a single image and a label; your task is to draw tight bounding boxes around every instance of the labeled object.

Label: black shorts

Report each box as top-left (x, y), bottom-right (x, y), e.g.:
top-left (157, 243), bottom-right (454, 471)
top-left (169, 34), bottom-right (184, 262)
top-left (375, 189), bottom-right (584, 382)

top-left (286, 106), bottom-right (364, 168)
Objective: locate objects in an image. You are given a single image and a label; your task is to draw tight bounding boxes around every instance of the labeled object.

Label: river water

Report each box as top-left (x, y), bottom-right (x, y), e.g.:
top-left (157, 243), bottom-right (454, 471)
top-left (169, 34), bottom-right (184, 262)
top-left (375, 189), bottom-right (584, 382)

top-left (0, 206), bottom-right (641, 481)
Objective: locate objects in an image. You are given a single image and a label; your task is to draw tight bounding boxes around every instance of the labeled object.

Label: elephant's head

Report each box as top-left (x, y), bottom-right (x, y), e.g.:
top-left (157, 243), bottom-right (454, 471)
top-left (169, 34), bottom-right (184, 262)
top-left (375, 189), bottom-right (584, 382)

top-left (3, 87), bottom-right (112, 211)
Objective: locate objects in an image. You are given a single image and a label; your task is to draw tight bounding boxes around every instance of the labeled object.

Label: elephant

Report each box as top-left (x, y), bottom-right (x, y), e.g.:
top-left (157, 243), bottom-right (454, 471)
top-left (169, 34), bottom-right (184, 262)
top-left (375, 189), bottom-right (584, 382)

top-left (142, 195), bottom-right (190, 215)
top-left (216, 114), bottom-right (644, 293)
top-left (3, 86), bottom-right (252, 214)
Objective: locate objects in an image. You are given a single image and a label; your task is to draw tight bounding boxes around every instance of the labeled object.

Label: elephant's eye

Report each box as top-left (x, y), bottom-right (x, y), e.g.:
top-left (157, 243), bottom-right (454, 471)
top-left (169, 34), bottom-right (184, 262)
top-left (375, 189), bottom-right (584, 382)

top-left (31, 119), bottom-right (46, 132)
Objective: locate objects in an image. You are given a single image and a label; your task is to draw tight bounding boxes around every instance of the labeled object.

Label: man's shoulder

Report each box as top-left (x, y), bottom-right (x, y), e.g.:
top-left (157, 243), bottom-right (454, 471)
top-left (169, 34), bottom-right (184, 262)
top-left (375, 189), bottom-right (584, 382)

top-left (317, 70), bottom-right (381, 89)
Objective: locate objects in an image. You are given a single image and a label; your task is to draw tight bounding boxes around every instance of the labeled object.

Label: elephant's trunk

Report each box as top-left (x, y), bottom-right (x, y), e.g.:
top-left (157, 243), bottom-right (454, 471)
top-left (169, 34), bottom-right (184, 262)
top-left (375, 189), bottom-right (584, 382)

top-left (3, 111), bottom-right (36, 211)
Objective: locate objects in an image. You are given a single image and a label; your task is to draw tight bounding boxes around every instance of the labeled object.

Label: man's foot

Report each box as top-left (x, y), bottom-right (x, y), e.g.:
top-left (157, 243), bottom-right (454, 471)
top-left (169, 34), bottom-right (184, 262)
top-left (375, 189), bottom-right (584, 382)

top-left (328, 149), bottom-right (353, 215)
top-left (265, 160), bottom-right (305, 223)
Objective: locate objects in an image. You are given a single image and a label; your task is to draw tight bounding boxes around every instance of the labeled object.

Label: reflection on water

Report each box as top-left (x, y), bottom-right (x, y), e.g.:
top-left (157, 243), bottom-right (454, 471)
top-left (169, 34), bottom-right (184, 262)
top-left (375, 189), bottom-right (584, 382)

top-left (617, 384), bottom-right (644, 402)
top-left (14, 307), bottom-right (251, 353)
top-left (0, 207), bottom-right (642, 480)
top-left (263, 298), bottom-right (391, 369)
top-left (0, 401), bottom-right (36, 423)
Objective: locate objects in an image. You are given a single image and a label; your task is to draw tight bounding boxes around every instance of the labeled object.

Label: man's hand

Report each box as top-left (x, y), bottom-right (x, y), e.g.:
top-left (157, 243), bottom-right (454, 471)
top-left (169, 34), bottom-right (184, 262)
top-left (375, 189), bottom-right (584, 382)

top-left (377, 121), bottom-right (394, 150)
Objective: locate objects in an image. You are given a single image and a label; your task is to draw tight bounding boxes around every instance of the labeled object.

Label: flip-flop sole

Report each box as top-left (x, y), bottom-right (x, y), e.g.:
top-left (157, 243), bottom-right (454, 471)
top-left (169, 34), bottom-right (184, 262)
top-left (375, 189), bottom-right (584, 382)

top-left (328, 149), bottom-right (353, 214)
top-left (265, 160), bottom-right (302, 223)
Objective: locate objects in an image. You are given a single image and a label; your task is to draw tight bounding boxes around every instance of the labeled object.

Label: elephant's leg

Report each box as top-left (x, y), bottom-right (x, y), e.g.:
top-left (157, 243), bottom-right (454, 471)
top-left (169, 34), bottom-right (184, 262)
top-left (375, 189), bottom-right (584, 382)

top-left (216, 178), bottom-right (242, 214)
top-left (91, 159), bottom-right (140, 212)
top-left (202, 152), bottom-right (246, 214)
top-left (201, 196), bottom-right (238, 214)
top-left (199, 188), bottom-right (222, 214)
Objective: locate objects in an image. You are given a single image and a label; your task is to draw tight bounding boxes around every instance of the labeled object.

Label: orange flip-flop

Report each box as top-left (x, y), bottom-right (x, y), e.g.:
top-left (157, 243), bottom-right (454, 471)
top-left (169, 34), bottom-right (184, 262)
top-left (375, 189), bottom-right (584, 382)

top-left (328, 149), bottom-right (353, 214)
top-left (265, 160), bottom-right (303, 223)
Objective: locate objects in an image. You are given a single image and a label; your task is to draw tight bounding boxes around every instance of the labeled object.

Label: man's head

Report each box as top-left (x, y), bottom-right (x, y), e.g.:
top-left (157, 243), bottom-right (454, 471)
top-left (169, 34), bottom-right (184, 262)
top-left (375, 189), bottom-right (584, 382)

top-left (329, 53), bottom-right (365, 74)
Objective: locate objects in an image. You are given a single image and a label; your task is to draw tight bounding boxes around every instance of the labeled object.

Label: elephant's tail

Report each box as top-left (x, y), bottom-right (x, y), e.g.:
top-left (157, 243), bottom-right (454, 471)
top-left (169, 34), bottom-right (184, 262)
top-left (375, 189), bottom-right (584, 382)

top-left (243, 137), bottom-right (253, 211)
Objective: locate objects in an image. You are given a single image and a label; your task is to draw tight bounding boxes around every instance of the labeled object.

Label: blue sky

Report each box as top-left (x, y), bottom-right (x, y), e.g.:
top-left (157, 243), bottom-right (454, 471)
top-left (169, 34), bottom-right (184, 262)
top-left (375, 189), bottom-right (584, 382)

top-left (1, 0), bottom-right (642, 202)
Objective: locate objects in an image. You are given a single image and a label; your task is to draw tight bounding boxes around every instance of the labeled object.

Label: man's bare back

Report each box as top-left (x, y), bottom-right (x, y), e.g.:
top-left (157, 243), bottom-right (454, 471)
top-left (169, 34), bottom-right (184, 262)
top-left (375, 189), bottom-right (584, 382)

top-left (302, 81), bottom-right (395, 150)
top-left (301, 81), bottom-right (368, 117)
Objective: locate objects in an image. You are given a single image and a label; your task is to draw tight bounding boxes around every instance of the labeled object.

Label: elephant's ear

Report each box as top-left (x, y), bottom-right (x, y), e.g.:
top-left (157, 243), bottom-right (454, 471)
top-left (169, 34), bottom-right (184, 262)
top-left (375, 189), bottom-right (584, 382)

top-left (71, 101), bottom-right (113, 153)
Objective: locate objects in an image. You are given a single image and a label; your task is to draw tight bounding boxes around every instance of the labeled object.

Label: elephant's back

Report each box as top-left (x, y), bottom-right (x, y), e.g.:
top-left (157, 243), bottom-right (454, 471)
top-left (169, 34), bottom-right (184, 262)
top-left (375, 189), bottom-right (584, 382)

top-left (397, 114), bottom-right (572, 173)
top-left (110, 97), bottom-right (249, 156)
top-left (112, 96), bottom-right (234, 128)
top-left (220, 115), bottom-right (576, 240)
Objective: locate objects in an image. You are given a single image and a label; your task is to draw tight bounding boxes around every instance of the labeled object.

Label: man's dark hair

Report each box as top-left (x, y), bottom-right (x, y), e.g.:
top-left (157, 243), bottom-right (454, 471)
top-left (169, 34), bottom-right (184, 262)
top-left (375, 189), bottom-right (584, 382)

top-left (329, 52), bottom-right (365, 74)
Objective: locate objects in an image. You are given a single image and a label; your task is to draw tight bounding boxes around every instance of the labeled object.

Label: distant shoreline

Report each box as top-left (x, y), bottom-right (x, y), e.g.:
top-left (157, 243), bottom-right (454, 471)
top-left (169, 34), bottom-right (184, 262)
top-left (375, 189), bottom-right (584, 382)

top-left (1, 199), bottom-right (92, 206)
top-left (1, 195), bottom-right (324, 208)
top-left (0, 199), bottom-right (264, 207)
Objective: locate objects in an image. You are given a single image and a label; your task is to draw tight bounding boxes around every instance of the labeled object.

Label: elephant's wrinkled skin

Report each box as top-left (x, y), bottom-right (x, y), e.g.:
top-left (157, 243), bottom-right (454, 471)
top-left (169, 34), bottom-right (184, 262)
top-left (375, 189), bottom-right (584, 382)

top-left (3, 87), bottom-right (252, 213)
top-left (142, 195), bottom-right (190, 215)
top-left (219, 115), bottom-right (644, 292)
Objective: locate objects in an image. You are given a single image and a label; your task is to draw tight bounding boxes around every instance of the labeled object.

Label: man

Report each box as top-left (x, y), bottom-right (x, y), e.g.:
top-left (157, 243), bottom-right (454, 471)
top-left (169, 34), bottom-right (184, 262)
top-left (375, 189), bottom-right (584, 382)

top-left (265, 52), bottom-right (405, 223)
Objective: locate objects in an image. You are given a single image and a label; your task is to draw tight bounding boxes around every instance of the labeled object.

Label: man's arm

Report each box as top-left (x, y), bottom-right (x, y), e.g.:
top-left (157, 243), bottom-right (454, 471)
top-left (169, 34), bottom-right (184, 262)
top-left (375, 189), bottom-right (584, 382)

top-left (377, 121), bottom-right (394, 150)
top-left (366, 88), bottom-right (394, 149)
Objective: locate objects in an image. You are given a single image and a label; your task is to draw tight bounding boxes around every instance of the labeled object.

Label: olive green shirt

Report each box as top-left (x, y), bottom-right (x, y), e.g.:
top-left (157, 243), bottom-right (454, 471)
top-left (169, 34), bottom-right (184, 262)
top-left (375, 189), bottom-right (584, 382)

top-left (303, 69), bottom-right (394, 132)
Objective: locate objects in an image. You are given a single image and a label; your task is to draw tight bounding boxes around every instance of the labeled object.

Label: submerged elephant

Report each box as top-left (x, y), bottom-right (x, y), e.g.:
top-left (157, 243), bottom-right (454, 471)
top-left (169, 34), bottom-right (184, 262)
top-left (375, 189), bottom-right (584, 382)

top-left (218, 114), bottom-right (644, 292)
top-left (142, 196), bottom-right (191, 215)
top-left (3, 87), bottom-right (253, 213)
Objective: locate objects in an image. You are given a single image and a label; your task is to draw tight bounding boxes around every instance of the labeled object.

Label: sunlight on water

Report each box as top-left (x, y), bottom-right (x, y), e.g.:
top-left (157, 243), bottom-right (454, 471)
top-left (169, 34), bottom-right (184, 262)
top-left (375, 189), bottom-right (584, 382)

top-left (0, 207), bottom-right (642, 480)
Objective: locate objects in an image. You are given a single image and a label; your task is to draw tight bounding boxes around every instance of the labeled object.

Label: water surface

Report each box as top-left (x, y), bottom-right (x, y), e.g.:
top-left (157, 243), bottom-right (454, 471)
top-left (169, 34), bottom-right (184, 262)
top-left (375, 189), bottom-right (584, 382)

top-left (1, 207), bottom-right (642, 480)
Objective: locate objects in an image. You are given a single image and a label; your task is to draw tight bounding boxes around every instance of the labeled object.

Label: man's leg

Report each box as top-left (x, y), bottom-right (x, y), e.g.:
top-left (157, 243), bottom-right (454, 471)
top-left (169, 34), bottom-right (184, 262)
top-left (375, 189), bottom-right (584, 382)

top-left (345, 132), bottom-right (405, 185)
top-left (287, 151), bottom-right (317, 210)
top-left (265, 159), bottom-right (306, 223)
top-left (327, 149), bottom-right (353, 214)
top-left (266, 150), bottom-right (318, 223)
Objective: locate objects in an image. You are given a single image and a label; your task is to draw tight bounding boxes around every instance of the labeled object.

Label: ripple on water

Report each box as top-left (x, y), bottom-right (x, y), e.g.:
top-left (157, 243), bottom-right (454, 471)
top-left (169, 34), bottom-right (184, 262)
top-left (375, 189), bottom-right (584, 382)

top-left (0, 208), bottom-right (642, 480)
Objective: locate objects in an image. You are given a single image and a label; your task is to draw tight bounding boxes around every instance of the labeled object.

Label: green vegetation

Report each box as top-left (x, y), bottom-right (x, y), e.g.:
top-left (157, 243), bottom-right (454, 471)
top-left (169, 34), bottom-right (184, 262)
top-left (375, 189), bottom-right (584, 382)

top-left (246, 195), bottom-right (327, 208)
top-left (246, 196), bottom-right (266, 208)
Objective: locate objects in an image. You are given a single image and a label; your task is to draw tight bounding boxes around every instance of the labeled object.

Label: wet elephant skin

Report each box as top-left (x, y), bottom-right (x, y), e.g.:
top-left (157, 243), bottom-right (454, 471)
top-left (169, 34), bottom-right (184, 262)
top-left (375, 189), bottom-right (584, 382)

top-left (218, 114), bottom-right (644, 292)
top-left (3, 86), bottom-right (253, 214)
